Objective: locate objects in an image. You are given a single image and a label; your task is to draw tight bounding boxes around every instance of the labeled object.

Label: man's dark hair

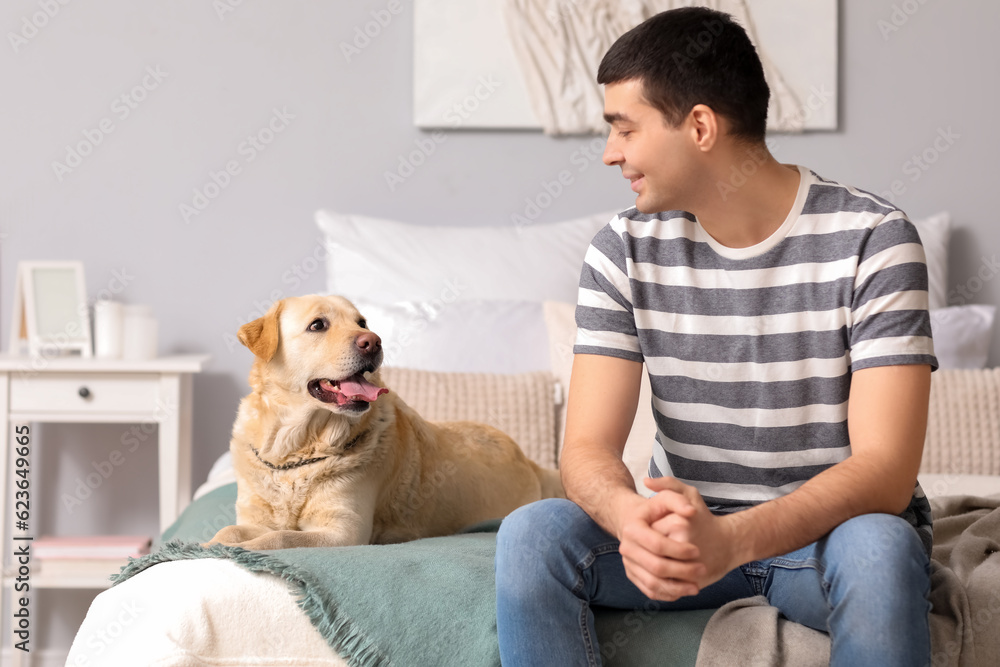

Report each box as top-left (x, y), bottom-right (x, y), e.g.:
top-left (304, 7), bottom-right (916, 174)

top-left (597, 7), bottom-right (770, 144)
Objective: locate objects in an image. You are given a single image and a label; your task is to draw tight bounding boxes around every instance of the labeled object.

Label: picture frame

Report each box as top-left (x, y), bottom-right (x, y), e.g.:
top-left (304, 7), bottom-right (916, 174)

top-left (8, 261), bottom-right (93, 358)
top-left (413, 0), bottom-right (839, 134)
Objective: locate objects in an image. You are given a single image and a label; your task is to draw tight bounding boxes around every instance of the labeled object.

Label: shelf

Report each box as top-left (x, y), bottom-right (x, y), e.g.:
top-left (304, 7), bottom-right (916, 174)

top-left (0, 353), bottom-right (210, 373)
top-left (6, 411), bottom-right (175, 423)
top-left (3, 560), bottom-right (127, 590)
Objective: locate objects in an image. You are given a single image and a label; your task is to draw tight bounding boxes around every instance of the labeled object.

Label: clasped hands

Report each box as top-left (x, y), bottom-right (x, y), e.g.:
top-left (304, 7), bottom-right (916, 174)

top-left (614, 476), bottom-right (742, 602)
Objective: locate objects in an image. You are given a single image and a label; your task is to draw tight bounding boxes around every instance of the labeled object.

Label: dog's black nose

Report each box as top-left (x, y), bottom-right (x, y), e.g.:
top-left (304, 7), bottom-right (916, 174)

top-left (356, 332), bottom-right (382, 356)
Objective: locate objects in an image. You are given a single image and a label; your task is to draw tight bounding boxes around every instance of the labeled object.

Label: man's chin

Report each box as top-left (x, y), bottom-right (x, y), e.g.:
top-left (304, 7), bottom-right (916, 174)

top-left (633, 197), bottom-right (659, 215)
top-left (633, 193), bottom-right (676, 215)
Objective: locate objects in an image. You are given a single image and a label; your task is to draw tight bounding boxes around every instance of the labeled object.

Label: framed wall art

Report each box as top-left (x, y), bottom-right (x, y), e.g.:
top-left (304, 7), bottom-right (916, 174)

top-left (414, 0), bottom-right (839, 135)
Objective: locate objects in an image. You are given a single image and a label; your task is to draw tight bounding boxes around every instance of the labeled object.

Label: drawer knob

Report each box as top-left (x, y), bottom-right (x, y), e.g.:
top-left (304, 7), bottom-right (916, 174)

top-left (78, 386), bottom-right (91, 399)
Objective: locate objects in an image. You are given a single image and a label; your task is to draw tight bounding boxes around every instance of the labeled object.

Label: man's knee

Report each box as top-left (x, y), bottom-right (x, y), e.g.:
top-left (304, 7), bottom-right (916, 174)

top-left (495, 498), bottom-right (593, 595)
top-left (497, 498), bottom-right (586, 553)
top-left (826, 513), bottom-right (928, 581)
top-left (819, 514), bottom-right (932, 652)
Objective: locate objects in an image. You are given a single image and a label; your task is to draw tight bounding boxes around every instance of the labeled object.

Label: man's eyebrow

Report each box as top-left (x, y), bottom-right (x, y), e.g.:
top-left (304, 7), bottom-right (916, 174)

top-left (603, 112), bottom-right (632, 125)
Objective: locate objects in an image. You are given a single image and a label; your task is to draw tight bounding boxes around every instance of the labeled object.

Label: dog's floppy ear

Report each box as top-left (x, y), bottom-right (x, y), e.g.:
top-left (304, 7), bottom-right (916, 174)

top-left (238, 300), bottom-right (284, 362)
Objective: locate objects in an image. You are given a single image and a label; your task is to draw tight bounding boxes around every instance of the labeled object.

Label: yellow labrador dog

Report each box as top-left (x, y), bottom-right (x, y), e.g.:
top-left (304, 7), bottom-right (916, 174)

top-left (207, 294), bottom-right (563, 549)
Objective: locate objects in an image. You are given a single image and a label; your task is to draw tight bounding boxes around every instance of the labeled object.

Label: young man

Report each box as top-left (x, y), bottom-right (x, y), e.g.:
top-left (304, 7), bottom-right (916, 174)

top-left (495, 7), bottom-right (935, 667)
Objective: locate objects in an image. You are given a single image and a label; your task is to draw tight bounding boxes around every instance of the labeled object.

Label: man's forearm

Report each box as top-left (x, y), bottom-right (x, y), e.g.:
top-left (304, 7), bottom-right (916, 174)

top-left (724, 456), bottom-right (916, 566)
top-left (561, 441), bottom-right (641, 539)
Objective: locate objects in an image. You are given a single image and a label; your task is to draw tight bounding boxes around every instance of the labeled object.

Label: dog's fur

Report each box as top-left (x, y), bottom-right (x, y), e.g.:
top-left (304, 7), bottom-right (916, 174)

top-left (207, 295), bottom-right (564, 549)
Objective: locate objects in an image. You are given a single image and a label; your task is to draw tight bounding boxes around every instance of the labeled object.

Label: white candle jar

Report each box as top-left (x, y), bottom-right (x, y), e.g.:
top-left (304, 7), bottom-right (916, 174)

top-left (122, 305), bottom-right (158, 361)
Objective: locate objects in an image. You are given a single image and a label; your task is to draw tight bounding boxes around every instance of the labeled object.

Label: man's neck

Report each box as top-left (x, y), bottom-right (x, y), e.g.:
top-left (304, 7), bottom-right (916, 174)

top-left (690, 156), bottom-right (802, 249)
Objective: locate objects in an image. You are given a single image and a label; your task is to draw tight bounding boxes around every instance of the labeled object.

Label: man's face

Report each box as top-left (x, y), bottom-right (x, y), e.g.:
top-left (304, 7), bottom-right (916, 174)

top-left (602, 79), bottom-right (699, 214)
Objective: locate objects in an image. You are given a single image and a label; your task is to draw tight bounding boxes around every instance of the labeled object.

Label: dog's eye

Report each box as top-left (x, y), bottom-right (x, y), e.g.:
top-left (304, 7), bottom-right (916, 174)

top-left (308, 318), bottom-right (327, 332)
top-left (358, 319), bottom-right (367, 329)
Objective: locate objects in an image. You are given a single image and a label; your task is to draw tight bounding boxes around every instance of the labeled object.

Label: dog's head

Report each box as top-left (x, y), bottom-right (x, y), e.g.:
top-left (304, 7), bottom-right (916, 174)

top-left (238, 295), bottom-right (388, 418)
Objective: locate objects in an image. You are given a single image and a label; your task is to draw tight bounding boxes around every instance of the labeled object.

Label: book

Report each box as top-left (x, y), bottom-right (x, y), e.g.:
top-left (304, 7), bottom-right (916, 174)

top-left (32, 535), bottom-right (152, 560)
top-left (35, 558), bottom-right (129, 578)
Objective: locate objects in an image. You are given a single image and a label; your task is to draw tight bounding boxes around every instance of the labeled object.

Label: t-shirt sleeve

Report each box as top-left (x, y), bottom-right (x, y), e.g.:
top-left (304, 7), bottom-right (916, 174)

top-left (849, 213), bottom-right (938, 372)
top-left (572, 221), bottom-right (643, 363)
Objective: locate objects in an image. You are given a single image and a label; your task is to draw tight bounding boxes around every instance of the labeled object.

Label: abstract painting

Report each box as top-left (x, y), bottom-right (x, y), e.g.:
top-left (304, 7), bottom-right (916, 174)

top-left (414, 0), bottom-right (838, 135)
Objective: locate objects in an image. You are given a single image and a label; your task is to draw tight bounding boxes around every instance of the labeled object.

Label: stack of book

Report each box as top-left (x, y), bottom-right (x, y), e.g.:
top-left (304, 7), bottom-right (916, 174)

top-left (33, 535), bottom-right (152, 578)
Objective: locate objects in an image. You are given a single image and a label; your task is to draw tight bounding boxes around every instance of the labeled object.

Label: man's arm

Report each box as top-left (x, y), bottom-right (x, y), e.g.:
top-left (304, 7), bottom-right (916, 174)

top-left (560, 353), bottom-right (703, 597)
top-left (623, 363), bottom-right (932, 601)
top-left (727, 362), bottom-right (932, 561)
top-left (560, 353), bottom-right (642, 532)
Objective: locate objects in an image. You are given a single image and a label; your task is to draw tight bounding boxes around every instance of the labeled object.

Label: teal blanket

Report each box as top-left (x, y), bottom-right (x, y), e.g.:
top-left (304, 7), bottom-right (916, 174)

top-left (113, 483), bottom-right (712, 666)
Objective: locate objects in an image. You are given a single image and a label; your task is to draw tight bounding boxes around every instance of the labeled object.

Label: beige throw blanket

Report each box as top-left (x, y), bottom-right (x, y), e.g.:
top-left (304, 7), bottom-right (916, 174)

top-left (696, 495), bottom-right (1000, 667)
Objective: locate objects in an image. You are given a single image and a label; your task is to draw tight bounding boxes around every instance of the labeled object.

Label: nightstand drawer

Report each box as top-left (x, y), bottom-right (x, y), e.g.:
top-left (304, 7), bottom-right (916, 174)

top-left (10, 374), bottom-right (161, 414)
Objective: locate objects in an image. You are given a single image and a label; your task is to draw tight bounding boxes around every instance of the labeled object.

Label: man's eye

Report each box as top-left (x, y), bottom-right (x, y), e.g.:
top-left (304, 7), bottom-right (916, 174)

top-left (619, 130), bottom-right (631, 138)
top-left (308, 319), bottom-right (326, 332)
top-left (358, 319), bottom-right (367, 329)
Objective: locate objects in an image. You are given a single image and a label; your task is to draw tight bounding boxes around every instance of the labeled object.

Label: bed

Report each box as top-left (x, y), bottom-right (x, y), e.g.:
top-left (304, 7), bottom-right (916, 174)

top-left (66, 208), bottom-right (1000, 666)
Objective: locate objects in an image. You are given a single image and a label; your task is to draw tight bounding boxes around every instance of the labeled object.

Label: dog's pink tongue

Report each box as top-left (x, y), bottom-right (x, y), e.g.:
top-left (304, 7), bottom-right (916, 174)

top-left (339, 375), bottom-right (388, 402)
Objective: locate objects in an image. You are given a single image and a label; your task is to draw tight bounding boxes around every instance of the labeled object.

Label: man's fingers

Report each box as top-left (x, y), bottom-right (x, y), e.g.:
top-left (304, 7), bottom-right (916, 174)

top-left (620, 544), bottom-right (705, 584)
top-left (645, 488), bottom-right (695, 521)
top-left (644, 476), bottom-right (704, 508)
top-left (650, 512), bottom-right (692, 544)
top-left (643, 475), bottom-right (685, 492)
top-left (622, 556), bottom-right (701, 601)
top-left (621, 519), bottom-right (700, 561)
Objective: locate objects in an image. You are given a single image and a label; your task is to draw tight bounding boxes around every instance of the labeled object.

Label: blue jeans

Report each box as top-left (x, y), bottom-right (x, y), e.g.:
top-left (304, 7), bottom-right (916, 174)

top-left (495, 498), bottom-right (931, 667)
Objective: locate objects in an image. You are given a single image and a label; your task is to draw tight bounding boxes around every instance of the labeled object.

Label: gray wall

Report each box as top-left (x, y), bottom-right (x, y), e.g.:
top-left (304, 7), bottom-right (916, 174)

top-left (2, 0), bottom-right (998, 656)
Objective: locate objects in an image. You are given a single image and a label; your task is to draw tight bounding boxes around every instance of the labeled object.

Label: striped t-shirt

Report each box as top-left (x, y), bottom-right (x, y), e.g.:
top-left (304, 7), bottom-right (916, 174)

top-left (574, 164), bottom-right (937, 555)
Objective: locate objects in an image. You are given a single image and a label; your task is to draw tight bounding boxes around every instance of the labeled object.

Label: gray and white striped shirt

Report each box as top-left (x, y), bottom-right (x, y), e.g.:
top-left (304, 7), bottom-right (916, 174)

top-left (574, 165), bottom-right (936, 554)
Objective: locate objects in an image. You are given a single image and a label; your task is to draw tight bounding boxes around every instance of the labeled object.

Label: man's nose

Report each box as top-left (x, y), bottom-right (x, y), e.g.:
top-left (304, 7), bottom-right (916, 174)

top-left (603, 138), bottom-right (622, 166)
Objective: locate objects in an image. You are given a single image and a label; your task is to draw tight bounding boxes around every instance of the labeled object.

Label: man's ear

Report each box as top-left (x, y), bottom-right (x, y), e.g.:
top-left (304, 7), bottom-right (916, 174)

top-left (237, 300), bottom-right (284, 362)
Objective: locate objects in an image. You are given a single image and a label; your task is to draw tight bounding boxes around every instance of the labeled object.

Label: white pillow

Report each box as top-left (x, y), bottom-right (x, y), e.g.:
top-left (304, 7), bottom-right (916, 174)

top-left (354, 299), bottom-right (551, 373)
top-left (315, 210), bottom-right (616, 305)
top-left (543, 301), bottom-right (656, 494)
top-left (930, 305), bottom-right (996, 369)
top-left (910, 211), bottom-right (951, 311)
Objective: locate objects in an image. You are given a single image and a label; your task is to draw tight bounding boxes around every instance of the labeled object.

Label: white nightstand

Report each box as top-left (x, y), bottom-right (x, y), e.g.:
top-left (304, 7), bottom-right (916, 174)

top-left (0, 353), bottom-right (209, 666)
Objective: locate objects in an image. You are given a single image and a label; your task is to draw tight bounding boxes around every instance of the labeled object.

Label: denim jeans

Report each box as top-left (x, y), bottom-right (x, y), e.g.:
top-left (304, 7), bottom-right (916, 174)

top-left (495, 498), bottom-right (931, 667)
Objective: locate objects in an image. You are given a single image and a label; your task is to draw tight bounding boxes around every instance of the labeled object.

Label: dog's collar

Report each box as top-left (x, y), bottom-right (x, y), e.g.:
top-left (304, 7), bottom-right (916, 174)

top-left (250, 428), bottom-right (370, 471)
top-left (250, 446), bottom-right (329, 471)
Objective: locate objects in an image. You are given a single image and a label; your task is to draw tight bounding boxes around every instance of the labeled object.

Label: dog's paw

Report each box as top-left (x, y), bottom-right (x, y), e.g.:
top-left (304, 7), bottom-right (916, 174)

top-left (206, 523), bottom-right (268, 547)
